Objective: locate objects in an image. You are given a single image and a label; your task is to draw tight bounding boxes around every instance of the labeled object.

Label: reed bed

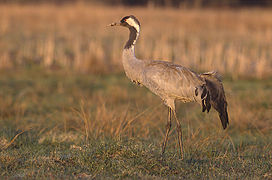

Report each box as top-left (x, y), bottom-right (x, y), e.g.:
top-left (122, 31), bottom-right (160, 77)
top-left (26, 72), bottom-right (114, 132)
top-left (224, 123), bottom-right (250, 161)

top-left (0, 4), bottom-right (271, 78)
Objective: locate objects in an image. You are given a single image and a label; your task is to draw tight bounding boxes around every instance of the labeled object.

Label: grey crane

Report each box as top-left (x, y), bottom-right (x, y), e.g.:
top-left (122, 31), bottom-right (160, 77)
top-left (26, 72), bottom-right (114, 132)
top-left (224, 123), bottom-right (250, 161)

top-left (109, 15), bottom-right (229, 159)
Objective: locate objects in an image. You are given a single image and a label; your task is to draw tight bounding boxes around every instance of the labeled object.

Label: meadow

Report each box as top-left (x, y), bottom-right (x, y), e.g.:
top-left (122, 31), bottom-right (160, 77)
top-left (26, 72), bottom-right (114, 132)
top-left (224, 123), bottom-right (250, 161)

top-left (0, 4), bottom-right (272, 178)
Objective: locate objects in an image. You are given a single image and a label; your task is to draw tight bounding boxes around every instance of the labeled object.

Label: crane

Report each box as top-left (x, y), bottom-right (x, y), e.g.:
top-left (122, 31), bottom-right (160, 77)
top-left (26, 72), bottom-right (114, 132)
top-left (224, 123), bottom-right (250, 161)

top-left (108, 15), bottom-right (229, 159)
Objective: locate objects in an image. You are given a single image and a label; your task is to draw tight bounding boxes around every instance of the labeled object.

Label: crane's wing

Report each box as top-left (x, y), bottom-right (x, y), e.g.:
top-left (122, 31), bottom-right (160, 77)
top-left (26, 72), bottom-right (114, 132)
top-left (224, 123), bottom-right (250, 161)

top-left (141, 61), bottom-right (205, 103)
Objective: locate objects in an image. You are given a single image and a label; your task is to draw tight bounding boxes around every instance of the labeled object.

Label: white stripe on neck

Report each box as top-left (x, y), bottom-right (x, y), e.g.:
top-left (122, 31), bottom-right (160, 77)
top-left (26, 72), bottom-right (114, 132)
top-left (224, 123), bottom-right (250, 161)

top-left (133, 32), bottom-right (140, 46)
top-left (126, 18), bottom-right (140, 33)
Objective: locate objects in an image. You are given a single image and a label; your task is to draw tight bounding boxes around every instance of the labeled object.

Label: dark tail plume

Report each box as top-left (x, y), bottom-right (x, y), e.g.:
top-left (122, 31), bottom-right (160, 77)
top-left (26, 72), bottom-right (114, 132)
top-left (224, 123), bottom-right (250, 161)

top-left (200, 71), bottom-right (229, 129)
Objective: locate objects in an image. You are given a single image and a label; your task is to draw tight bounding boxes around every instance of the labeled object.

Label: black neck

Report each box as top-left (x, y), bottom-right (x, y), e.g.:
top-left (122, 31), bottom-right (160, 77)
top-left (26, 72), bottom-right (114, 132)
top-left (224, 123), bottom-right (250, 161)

top-left (124, 27), bottom-right (138, 49)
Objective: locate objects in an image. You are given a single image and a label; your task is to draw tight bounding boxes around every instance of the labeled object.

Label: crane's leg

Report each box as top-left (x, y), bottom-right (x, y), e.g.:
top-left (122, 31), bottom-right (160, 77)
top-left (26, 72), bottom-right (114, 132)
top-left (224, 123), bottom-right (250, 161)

top-left (161, 107), bottom-right (172, 156)
top-left (173, 111), bottom-right (184, 159)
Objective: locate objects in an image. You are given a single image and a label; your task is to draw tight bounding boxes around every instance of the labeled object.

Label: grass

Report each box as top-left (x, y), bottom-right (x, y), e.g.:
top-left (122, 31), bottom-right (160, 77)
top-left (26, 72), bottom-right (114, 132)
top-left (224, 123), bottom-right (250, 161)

top-left (0, 67), bottom-right (271, 178)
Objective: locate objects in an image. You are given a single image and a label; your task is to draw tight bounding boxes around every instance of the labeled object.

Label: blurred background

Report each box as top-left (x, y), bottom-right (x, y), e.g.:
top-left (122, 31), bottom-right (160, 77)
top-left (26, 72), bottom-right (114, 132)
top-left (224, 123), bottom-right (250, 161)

top-left (0, 0), bottom-right (271, 78)
top-left (1, 0), bottom-right (272, 7)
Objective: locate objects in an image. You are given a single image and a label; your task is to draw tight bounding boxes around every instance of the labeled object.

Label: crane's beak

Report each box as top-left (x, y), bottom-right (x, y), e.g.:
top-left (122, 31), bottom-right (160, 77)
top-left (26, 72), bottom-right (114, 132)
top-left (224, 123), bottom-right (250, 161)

top-left (107, 22), bottom-right (120, 27)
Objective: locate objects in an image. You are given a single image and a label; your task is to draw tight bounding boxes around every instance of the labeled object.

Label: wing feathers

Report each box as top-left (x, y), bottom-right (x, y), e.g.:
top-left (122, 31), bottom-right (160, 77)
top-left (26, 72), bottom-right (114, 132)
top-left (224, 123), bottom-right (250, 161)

top-left (200, 71), bottom-right (229, 129)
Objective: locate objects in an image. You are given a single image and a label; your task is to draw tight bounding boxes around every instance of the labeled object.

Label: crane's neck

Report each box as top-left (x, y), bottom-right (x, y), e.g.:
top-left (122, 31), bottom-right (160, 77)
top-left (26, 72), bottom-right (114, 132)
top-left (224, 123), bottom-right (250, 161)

top-left (124, 26), bottom-right (140, 50)
top-left (122, 26), bottom-right (144, 83)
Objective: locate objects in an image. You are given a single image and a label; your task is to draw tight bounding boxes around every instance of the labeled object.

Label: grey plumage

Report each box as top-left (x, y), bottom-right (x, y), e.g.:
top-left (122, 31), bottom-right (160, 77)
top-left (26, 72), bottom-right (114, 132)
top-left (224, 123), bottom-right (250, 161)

top-left (109, 15), bottom-right (229, 159)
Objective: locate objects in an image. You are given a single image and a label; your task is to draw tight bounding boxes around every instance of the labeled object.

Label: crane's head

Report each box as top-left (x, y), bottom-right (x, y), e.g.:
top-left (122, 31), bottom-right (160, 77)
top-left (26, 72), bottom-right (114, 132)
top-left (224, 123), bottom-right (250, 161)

top-left (108, 15), bottom-right (140, 33)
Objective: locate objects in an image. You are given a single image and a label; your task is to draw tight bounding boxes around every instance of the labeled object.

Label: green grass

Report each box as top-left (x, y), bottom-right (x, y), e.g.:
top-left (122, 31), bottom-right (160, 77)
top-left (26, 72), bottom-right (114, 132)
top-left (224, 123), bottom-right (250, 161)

top-left (0, 68), bottom-right (271, 178)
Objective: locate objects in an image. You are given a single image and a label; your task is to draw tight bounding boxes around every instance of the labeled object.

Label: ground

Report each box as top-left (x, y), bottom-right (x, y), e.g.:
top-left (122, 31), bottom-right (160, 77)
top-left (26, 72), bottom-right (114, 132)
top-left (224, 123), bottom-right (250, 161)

top-left (0, 68), bottom-right (271, 178)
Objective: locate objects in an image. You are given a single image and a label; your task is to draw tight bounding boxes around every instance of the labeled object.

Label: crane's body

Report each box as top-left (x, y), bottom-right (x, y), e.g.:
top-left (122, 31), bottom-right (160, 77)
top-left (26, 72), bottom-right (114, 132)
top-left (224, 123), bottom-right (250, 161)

top-left (123, 47), bottom-right (204, 109)
top-left (110, 15), bottom-right (229, 158)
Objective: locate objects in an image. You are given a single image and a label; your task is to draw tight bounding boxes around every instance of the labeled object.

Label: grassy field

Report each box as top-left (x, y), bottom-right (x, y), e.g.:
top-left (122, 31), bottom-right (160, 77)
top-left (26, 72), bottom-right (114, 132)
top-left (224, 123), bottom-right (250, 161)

top-left (0, 4), bottom-right (272, 179)
top-left (0, 67), bottom-right (271, 178)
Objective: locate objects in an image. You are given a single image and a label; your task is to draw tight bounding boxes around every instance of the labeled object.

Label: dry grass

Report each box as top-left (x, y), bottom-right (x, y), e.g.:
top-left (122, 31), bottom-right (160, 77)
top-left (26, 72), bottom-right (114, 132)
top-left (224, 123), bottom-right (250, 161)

top-left (0, 4), bottom-right (272, 78)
